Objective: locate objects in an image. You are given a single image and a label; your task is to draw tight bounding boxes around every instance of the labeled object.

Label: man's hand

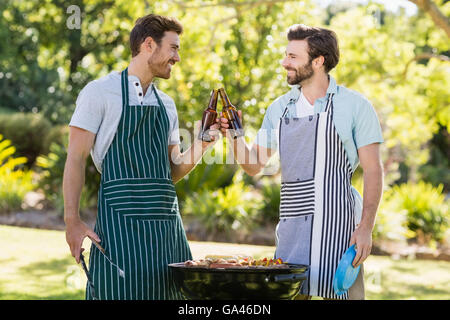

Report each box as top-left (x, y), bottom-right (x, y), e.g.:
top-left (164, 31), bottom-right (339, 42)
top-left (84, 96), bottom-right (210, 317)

top-left (196, 120), bottom-right (221, 148)
top-left (65, 217), bottom-right (101, 264)
top-left (349, 226), bottom-right (372, 268)
top-left (168, 120), bottom-right (221, 183)
top-left (217, 110), bottom-right (243, 138)
top-left (216, 109), bottom-right (274, 176)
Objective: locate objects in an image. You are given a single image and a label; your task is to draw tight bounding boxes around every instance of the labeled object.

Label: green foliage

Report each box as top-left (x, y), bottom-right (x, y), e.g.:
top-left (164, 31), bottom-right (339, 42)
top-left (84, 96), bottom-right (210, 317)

top-left (0, 1), bottom-right (61, 119)
top-left (0, 107), bottom-right (15, 115)
top-left (377, 182), bottom-right (450, 245)
top-left (0, 0), bottom-right (448, 242)
top-left (0, 134), bottom-right (34, 213)
top-left (0, 112), bottom-right (52, 167)
top-left (328, 3), bottom-right (449, 184)
top-left (36, 141), bottom-right (100, 216)
top-left (393, 182), bottom-right (449, 245)
top-left (352, 175), bottom-right (448, 245)
top-left (36, 143), bottom-right (66, 213)
top-left (0, 0), bottom-right (142, 124)
top-left (418, 125), bottom-right (450, 190)
top-left (175, 140), bottom-right (237, 207)
top-left (373, 187), bottom-right (415, 242)
top-left (43, 125), bottom-right (70, 153)
top-left (183, 178), bottom-right (263, 240)
top-left (258, 177), bottom-right (281, 225)
top-left (1, 0), bottom-right (448, 183)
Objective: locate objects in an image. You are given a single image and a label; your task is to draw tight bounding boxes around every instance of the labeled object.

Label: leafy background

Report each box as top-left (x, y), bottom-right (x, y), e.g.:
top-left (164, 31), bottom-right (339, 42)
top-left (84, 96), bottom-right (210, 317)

top-left (0, 0), bottom-right (449, 246)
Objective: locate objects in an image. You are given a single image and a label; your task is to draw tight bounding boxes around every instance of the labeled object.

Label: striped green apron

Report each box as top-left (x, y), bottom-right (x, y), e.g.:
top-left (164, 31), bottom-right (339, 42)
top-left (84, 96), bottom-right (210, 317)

top-left (86, 68), bottom-right (192, 300)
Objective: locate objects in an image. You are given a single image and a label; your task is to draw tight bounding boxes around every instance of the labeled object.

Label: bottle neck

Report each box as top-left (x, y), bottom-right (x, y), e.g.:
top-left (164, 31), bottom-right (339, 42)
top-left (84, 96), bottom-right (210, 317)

top-left (219, 89), bottom-right (232, 108)
top-left (207, 91), bottom-right (218, 111)
top-left (207, 103), bottom-right (217, 111)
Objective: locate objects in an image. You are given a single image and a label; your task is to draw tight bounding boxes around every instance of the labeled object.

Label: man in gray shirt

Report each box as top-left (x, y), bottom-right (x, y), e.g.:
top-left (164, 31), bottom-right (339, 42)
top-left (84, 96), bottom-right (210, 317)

top-left (63, 14), bottom-right (219, 300)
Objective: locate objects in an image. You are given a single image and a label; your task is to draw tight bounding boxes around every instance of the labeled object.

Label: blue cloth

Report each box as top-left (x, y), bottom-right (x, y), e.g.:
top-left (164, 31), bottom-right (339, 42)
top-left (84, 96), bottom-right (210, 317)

top-left (255, 76), bottom-right (384, 171)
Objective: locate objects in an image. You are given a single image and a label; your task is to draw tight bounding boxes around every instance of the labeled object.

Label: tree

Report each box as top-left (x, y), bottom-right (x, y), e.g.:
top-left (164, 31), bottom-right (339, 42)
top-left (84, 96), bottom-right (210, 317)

top-left (0, 0), bottom-right (448, 190)
top-left (408, 0), bottom-right (450, 37)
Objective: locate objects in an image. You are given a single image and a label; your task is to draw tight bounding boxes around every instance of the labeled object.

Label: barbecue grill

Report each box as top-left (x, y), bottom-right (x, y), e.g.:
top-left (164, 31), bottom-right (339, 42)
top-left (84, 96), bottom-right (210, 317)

top-left (168, 263), bottom-right (309, 300)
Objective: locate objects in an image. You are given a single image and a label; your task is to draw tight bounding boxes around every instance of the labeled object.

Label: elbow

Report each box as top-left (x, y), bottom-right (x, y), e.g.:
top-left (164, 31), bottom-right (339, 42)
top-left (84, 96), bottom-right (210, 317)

top-left (247, 169), bottom-right (259, 177)
top-left (172, 176), bottom-right (181, 184)
top-left (244, 164), bottom-right (263, 177)
top-left (246, 170), bottom-right (257, 177)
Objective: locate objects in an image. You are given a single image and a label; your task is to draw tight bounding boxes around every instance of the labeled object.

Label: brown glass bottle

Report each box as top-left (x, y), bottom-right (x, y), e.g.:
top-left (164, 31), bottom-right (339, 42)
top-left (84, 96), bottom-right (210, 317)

top-left (198, 89), bottom-right (219, 142)
top-left (218, 87), bottom-right (244, 139)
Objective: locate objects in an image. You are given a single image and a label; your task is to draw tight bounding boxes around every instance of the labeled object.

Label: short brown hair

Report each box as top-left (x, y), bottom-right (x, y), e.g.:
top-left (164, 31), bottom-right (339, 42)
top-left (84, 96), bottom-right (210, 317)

top-left (287, 24), bottom-right (339, 73)
top-left (130, 14), bottom-right (183, 57)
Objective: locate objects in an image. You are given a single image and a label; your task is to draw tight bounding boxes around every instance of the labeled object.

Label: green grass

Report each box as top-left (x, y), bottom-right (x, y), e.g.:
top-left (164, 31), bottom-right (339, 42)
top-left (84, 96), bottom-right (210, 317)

top-left (0, 107), bottom-right (15, 115)
top-left (0, 225), bottom-right (449, 300)
top-left (0, 225), bottom-right (85, 299)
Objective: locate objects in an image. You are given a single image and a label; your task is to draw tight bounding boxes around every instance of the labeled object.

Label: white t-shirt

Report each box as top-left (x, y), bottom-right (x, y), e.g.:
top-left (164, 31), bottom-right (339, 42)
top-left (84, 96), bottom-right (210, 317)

top-left (69, 71), bottom-right (180, 174)
top-left (295, 90), bottom-right (315, 117)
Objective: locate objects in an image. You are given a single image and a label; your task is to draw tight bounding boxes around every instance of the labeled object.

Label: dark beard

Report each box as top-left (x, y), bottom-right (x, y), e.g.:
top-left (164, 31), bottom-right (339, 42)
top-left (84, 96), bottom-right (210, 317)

top-left (286, 59), bottom-right (314, 85)
top-left (147, 46), bottom-right (171, 79)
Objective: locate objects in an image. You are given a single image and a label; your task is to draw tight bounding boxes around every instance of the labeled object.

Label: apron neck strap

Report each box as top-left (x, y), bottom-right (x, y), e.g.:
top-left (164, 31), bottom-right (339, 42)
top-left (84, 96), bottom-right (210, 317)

top-left (121, 68), bottom-right (129, 107)
top-left (324, 93), bottom-right (334, 113)
top-left (281, 92), bottom-right (334, 119)
top-left (120, 69), bottom-right (165, 110)
top-left (281, 106), bottom-right (289, 118)
top-left (151, 84), bottom-right (165, 108)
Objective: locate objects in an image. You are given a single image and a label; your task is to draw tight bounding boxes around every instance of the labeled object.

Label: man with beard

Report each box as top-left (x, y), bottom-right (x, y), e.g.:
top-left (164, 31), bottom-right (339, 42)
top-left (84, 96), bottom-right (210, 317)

top-left (64, 14), bottom-right (219, 300)
top-left (219, 24), bottom-right (383, 300)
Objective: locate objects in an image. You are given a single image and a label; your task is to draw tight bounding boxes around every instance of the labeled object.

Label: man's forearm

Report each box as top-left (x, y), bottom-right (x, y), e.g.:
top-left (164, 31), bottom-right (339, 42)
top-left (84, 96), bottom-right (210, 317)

top-left (170, 140), bottom-right (210, 183)
top-left (63, 157), bottom-right (86, 224)
top-left (228, 136), bottom-right (264, 176)
top-left (359, 165), bottom-right (384, 231)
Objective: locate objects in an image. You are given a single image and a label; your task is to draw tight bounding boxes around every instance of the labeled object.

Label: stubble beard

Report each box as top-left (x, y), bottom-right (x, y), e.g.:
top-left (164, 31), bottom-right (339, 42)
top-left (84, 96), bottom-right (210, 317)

top-left (286, 59), bottom-right (314, 85)
top-left (147, 48), bottom-right (171, 80)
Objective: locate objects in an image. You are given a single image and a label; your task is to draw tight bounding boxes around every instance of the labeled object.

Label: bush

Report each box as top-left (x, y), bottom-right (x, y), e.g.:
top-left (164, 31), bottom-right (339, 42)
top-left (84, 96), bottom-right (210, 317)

top-left (175, 140), bottom-right (237, 208)
top-left (0, 113), bottom-right (52, 167)
top-left (44, 125), bottom-right (69, 152)
top-left (395, 182), bottom-right (449, 245)
top-left (376, 182), bottom-right (449, 245)
top-left (257, 177), bottom-right (281, 225)
top-left (183, 178), bottom-right (263, 241)
top-left (0, 134), bottom-right (34, 213)
top-left (373, 187), bottom-right (414, 242)
top-left (36, 140), bottom-right (100, 216)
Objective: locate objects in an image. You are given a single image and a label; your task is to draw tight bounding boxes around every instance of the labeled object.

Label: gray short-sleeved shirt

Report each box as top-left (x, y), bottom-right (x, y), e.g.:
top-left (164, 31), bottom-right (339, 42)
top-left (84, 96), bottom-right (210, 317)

top-left (69, 71), bottom-right (180, 173)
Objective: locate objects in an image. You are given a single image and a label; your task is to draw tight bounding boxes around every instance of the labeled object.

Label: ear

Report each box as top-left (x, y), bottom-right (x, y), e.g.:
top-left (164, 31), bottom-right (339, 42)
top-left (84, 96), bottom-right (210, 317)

top-left (141, 36), bottom-right (156, 53)
top-left (313, 56), bottom-right (325, 69)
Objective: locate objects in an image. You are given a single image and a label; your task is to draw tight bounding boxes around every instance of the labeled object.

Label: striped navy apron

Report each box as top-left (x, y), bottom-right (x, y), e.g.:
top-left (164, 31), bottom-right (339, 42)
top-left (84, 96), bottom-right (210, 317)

top-left (274, 93), bottom-right (357, 300)
top-left (86, 68), bottom-right (192, 300)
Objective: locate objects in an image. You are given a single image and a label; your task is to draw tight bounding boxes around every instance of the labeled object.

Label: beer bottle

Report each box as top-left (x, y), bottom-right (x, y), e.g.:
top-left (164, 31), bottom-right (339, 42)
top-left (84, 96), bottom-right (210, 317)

top-left (218, 87), bottom-right (244, 139)
top-left (198, 89), bottom-right (219, 142)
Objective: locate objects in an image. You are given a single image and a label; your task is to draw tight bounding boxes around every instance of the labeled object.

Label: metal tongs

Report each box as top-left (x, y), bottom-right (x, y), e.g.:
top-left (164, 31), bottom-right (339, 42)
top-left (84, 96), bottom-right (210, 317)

top-left (79, 240), bottom-right (125, 300)
top-left (80, 251), bottom-right (98, 300)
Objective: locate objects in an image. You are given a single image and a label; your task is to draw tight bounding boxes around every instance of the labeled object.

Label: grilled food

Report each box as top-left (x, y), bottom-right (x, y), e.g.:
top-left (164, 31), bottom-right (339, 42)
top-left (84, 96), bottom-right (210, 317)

top-left (183, 256), bottom-right (288, 269)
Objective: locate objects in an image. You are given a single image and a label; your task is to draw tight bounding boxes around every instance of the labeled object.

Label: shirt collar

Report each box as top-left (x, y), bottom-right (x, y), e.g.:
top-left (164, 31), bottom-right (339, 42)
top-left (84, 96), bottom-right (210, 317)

top-left (287, 75), bottom-right (337, 103)
top-left (126, 73), bottom-right (155, 90)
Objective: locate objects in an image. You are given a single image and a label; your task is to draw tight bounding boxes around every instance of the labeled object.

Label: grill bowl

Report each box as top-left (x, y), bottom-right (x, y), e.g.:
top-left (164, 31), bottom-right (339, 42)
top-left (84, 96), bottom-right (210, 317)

top-left (168, 263), bottom-right (309, 300)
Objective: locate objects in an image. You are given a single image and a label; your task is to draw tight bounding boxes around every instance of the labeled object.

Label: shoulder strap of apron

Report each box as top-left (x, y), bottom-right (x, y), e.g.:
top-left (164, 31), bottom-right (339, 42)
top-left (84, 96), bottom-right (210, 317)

top-left (121, 68), bottom-right (129, 108)
top-left (281, 106), bottom-right (289, 118)
top-left (324, 93), bottom-right (334, 114)
top-left (121, 69), bottom-right (163, 109)
top-left (151, 84), bottom-right (165, 108)
top-left (282, 92), bottom-right (334, 118)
